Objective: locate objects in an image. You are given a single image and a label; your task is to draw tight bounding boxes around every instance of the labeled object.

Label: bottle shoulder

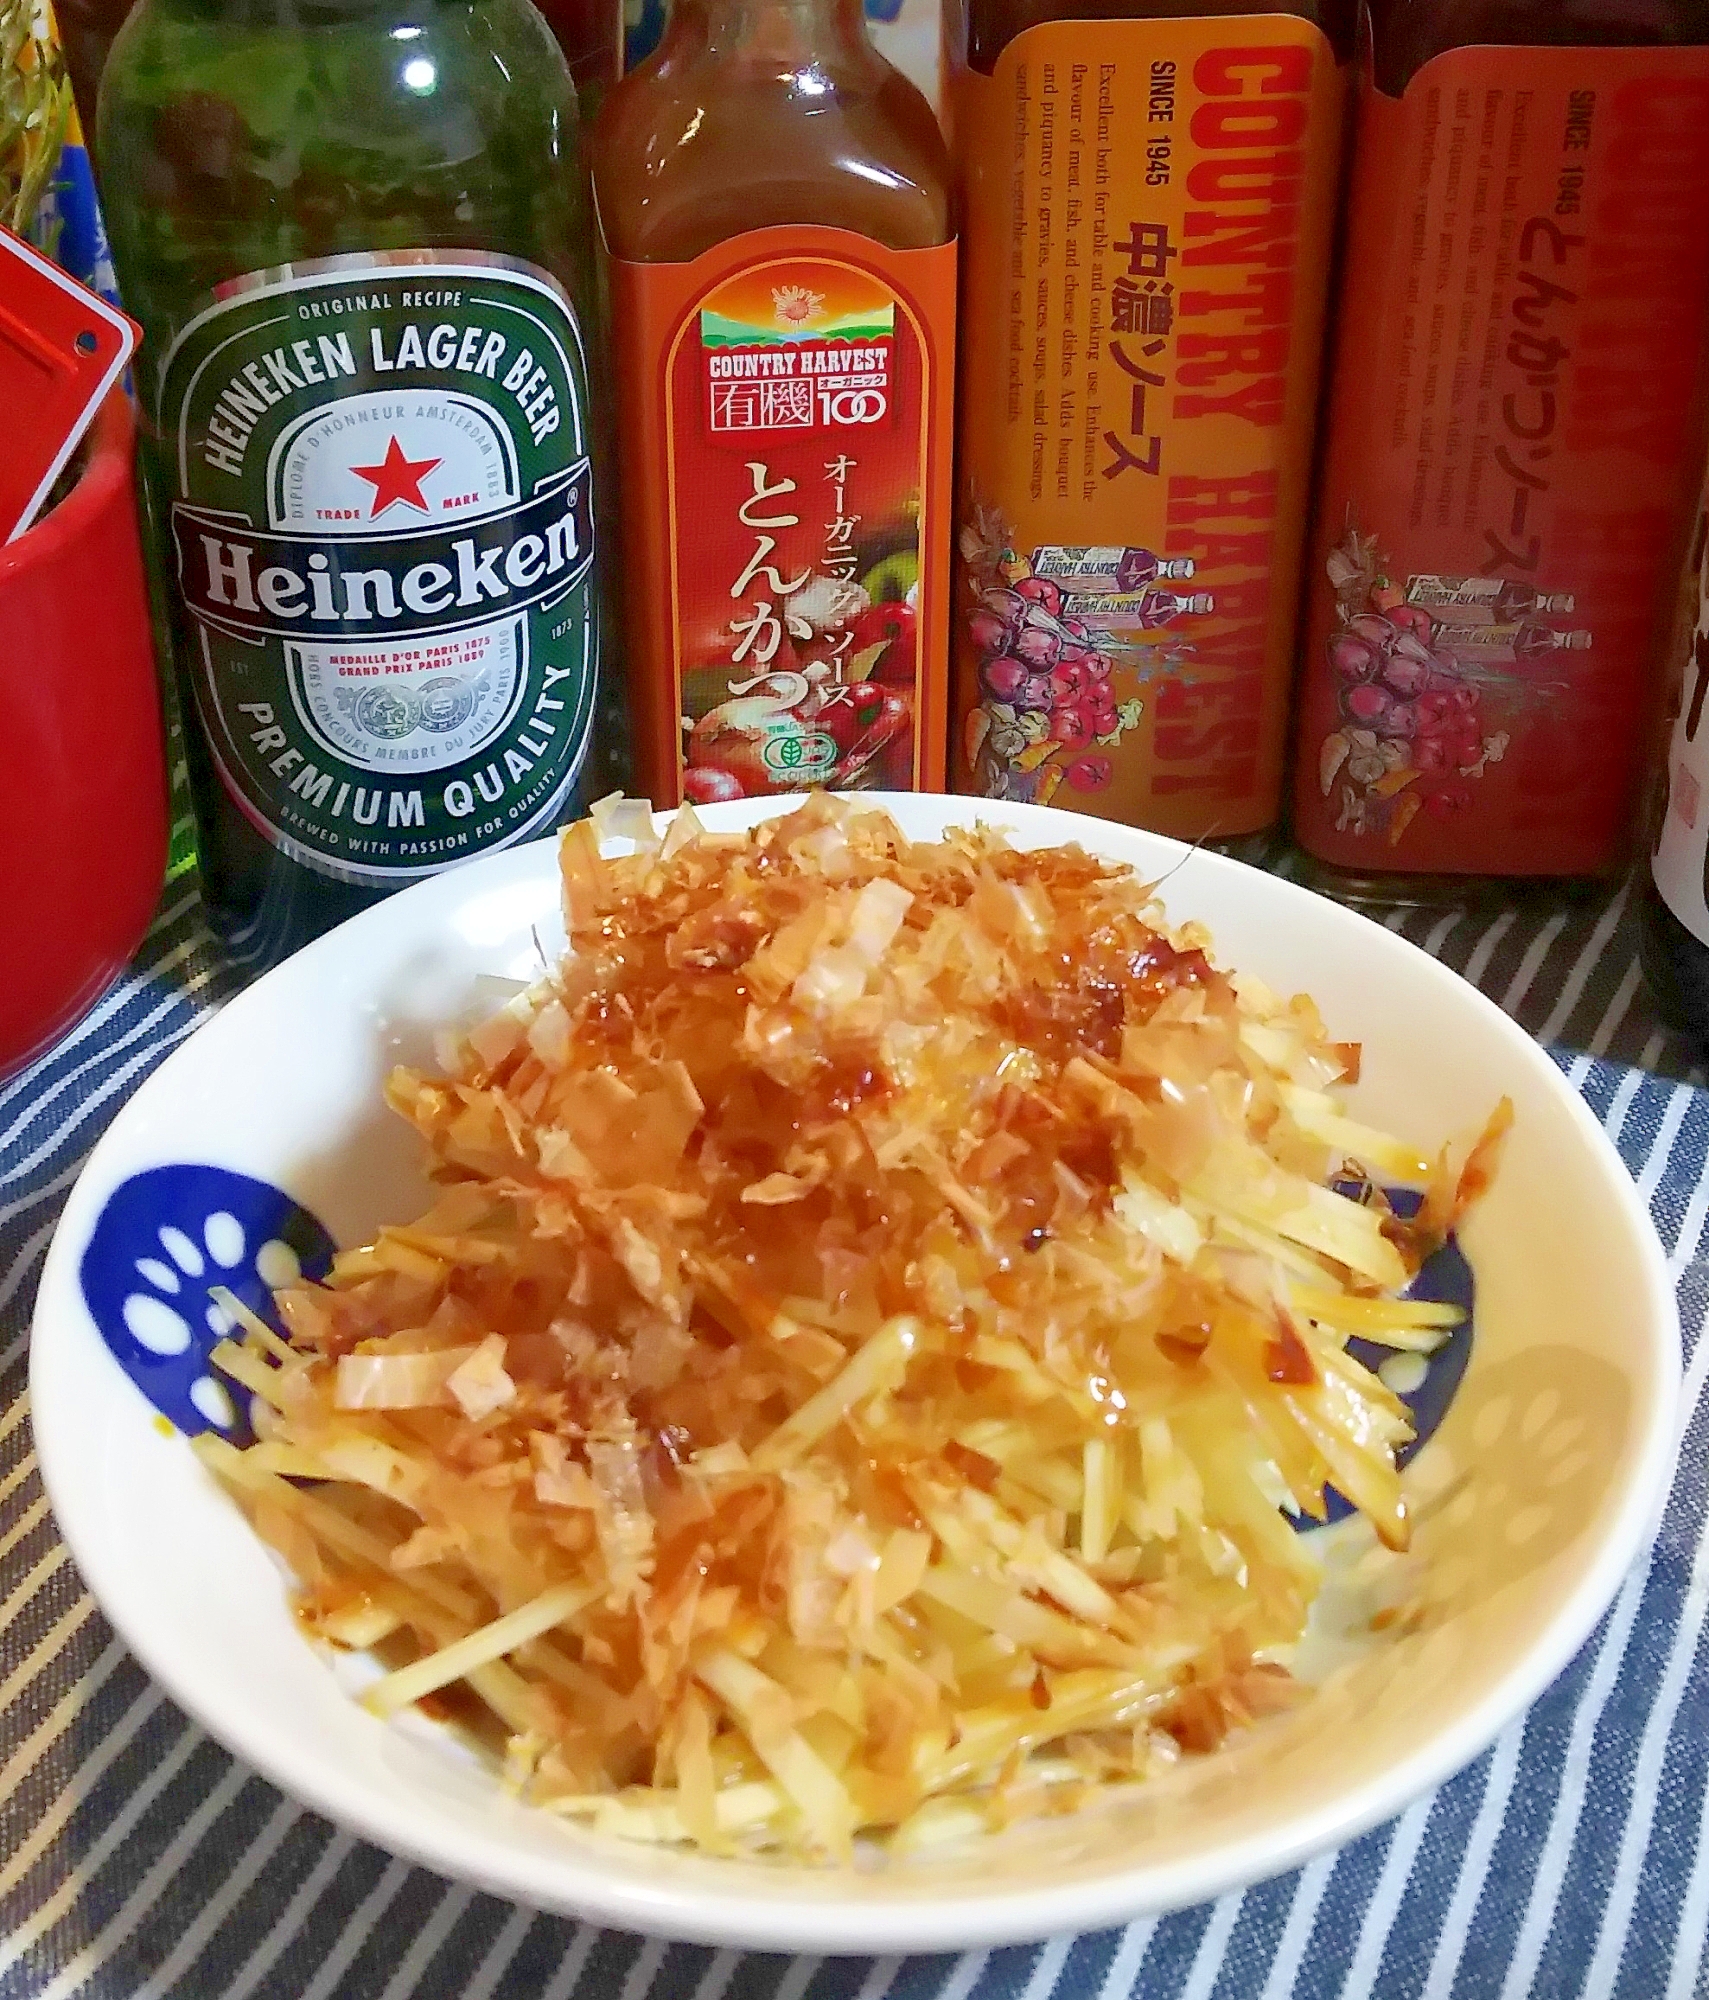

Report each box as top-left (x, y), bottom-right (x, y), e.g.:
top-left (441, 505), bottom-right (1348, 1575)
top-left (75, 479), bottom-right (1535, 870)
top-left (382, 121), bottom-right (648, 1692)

top-left (99, 0), bottom-right (589, 326)
top-left (592, 52), bottom-right (950, 259)
top-left (964, 0), bottom-right (1356, 78)
top-left (1367, 0), bottom-right (1709, 93)
top-left (104, 0), bottom-right (578, 145)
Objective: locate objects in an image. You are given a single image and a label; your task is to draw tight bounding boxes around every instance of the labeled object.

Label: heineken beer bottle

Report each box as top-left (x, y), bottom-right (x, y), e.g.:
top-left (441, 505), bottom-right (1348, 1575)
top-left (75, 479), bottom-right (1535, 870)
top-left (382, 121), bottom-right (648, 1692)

top-left (100, 0), bottom-right (607, 964)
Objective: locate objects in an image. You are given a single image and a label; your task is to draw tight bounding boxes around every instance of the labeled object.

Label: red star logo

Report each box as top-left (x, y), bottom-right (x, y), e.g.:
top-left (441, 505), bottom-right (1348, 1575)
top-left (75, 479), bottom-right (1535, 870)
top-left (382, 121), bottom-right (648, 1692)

top-left (348, 435), bottom-right (441, 517)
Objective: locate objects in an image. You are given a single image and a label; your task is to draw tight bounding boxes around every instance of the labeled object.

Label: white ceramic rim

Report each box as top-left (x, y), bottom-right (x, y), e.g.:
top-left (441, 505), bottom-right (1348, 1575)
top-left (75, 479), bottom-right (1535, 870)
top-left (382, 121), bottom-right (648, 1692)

top-left (30, 797), bottom-right (1681, 1953)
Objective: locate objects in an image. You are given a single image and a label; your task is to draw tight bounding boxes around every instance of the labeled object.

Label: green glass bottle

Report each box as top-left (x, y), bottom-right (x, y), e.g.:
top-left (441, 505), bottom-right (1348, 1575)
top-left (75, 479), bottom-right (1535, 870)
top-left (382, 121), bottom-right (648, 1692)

top-left (100, 0), bottom-right (610, 967)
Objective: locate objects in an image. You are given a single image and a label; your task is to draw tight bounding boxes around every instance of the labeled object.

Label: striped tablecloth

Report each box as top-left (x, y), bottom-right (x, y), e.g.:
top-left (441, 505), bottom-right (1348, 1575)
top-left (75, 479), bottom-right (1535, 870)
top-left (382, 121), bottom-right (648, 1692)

top-left (5, 864), bottom-right (1709, 2000)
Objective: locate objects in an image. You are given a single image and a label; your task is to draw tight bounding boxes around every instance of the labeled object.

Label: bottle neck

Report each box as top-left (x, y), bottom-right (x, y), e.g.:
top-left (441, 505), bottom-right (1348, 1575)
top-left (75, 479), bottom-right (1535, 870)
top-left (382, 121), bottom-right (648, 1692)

top-left (689, 0), bottom-right (873, 67)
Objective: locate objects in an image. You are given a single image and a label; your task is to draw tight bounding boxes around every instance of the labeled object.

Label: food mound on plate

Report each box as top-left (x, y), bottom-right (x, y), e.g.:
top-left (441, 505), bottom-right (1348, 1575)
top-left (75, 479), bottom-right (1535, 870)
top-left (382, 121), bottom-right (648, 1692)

top-left (198, 795), bottom-right (1508, 1861)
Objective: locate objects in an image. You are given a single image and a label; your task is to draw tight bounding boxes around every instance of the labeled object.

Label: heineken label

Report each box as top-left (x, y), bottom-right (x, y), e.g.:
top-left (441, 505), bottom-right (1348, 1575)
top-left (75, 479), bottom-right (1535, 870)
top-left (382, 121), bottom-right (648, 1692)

top-left (158, 251), bottom-right (599, 885)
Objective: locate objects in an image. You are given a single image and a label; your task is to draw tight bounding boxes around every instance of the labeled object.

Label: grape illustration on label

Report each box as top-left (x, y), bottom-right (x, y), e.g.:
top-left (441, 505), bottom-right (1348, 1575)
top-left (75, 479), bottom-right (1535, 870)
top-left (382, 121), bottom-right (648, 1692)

top-left (1314, 523), bottom-right (1583, 847)
top-left (959, 500), bottom-right (1197, 806)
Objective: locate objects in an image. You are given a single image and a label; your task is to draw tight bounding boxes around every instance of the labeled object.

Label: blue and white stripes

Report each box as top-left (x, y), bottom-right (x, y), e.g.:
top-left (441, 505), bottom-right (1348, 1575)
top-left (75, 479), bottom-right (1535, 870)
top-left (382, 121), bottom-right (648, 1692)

top-left (5, 882), bottom-right (1709, 2000)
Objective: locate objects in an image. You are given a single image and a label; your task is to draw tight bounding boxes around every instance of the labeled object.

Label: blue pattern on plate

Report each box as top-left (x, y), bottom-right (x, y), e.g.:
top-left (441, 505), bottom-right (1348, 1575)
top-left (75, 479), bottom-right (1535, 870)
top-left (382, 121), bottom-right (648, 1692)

top-left (1316, 1186), bottom-right (1475, 1527)
top-left (79, 1168), bottom-right (1470, 1516)
top-left (80, 1166), bottom-right (335, 1442)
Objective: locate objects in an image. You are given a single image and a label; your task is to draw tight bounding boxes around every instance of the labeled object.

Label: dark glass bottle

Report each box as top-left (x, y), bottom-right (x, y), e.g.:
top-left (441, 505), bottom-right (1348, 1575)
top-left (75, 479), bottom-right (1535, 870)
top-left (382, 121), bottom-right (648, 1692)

top-left (100, 0), bottom-right (611, 968)
top-left (532, 0), bottom-right (620, 104)
top-left (54, 0), bottom-right (137, 145)
top-left (61, 0), bottom-right (619, 145)
top-left (1291, 0), bottom-right (1709, 904)
top-left (1640, 495), bottom-right (1709, 1045)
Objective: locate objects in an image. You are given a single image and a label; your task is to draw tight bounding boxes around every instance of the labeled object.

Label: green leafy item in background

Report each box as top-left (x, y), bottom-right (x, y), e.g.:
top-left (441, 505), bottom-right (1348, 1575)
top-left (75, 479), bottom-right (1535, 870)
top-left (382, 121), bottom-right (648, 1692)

top-left (1, 0), bottom-right (73, 245)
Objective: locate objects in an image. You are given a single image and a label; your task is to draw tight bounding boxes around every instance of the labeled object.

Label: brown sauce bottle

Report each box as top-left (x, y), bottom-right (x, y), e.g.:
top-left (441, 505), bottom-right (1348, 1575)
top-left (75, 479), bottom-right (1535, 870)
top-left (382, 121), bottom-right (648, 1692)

top-left (1292, 0), bottom-right (1709, 899)
top-left (947, 0), bottom-right (1354, 842)
top-left (593, 0), bottom-right (957, 807)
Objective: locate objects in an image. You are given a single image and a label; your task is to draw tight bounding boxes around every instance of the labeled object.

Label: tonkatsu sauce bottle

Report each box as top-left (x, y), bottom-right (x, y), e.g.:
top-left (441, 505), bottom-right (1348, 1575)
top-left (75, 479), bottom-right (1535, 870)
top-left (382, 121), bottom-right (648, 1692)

top-left (1293, 0), bottom-right (1709, 895)
top-left (593, 0), bottom-right (957, 807)
top-left (948, 0), bottom-right (1353, 837)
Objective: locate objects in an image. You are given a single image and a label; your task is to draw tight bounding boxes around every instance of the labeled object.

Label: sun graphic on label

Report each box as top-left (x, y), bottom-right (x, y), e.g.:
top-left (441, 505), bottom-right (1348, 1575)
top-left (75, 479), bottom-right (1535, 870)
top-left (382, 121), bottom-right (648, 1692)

top-left (771, 285), bottom-right (825, 330)
top-left (349, 435), bottom-right (442, 518)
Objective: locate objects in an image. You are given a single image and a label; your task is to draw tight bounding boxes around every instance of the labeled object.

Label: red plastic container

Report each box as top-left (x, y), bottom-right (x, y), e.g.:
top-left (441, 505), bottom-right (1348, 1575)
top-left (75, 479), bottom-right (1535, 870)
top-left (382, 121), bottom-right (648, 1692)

top-left (0, 390), bottom-right (167, 1077)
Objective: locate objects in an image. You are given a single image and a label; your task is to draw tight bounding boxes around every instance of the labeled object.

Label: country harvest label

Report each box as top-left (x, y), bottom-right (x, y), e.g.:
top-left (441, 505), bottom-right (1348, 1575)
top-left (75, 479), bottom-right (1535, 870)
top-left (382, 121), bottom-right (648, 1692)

top-left (1293, 49), bottom-right (1709, 876)
top-left (950, 18), bottom-right (1346, 836)
top-left (157, 250), bottom-right (600, 885)
top-left (611, 227), bottom-right (957, 805)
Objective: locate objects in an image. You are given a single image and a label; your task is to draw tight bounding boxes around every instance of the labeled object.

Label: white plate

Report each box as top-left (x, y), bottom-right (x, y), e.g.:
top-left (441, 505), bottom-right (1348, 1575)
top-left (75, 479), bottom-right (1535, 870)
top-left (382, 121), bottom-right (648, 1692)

top-left (31, 795), bottom-right (1678, 1953)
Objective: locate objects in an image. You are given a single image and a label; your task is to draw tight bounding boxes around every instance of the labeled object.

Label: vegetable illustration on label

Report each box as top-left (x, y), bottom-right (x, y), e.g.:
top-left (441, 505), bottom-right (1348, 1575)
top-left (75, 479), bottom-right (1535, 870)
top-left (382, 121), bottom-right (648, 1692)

top-left (1311, 527), bottom-right (1575, 844)
top-left (950, 18), bottom-right (1348, 834)
top-left (959, 509), bottom-right (1170, 795)
top-left (610, 236), bottom-right (956, 806)
top-left (1294, 49), bottom-right (1709, 877)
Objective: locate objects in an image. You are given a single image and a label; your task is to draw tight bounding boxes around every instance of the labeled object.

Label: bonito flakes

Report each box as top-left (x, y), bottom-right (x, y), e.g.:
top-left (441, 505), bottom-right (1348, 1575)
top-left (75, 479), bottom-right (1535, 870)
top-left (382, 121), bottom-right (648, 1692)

top-left (199, 795), bottom-right (1506, 1860)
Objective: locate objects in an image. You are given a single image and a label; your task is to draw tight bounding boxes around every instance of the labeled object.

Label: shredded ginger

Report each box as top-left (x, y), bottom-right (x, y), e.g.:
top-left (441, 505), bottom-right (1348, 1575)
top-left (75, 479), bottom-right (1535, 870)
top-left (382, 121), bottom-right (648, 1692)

top-left (198, 794), bottom-right (1509, 1862)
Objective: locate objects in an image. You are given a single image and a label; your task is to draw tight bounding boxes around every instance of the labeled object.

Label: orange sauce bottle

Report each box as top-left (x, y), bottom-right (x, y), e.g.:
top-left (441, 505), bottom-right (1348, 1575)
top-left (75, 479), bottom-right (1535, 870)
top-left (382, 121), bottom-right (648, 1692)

top-left (1291, 0), bottom-right (1709, 893)
top-left (947, 0), bottom-right (1353, 839)
top-left (593, 0), bottom-right (957, 806)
